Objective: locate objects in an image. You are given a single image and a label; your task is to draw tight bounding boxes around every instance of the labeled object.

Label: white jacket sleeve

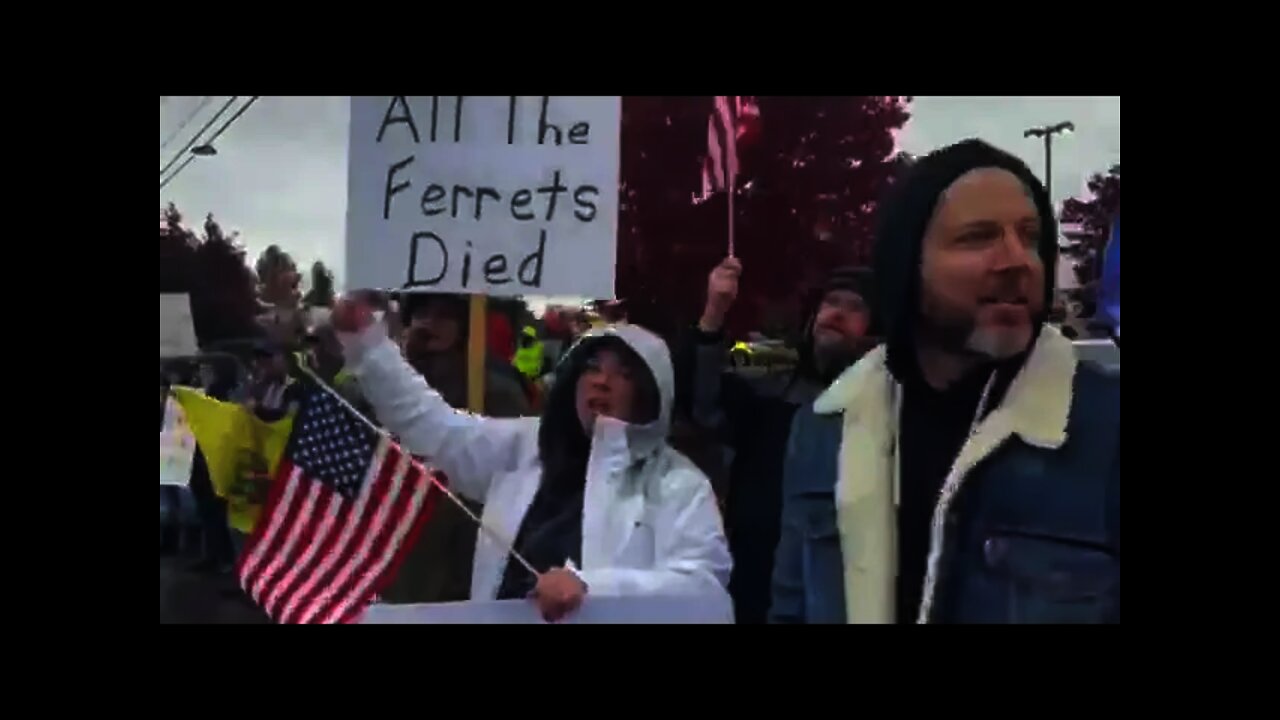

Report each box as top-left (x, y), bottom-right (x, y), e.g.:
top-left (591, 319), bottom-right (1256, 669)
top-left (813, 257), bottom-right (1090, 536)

top-left (577, 466), bottom-right (732, 602)
top-left (340, 322), bottom-right (535, 503)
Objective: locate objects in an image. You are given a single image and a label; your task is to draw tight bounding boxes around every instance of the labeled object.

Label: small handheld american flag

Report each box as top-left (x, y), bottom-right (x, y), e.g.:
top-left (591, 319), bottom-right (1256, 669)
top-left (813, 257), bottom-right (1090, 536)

top-left (236, 378), bottom-right (443, 624)
top-left (696, 96), bottom-right (760, 257)
top-left (695, 96), bottom-right (760, 205)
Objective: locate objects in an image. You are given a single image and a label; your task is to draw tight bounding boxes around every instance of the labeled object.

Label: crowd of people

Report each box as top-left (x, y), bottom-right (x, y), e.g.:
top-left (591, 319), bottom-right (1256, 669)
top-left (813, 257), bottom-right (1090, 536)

top-left (161, 138), bottom-right (1119, 623)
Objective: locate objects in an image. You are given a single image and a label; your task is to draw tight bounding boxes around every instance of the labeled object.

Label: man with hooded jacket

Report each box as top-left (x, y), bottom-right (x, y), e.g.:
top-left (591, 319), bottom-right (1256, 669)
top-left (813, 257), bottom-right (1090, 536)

top-left (772, 139), bottom-right (1120, 624)
top-left (677, 259), bottom-right (874, 624)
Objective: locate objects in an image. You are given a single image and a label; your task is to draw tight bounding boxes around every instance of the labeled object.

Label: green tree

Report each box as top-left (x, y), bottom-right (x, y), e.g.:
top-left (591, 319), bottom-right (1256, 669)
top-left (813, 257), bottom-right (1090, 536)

top-left (1060, 165), bottom-right (1121, 286)
top-left (303, 260), bottom-right (336, 309)
top-left (160, 204), bottom-right (258, 348)
top-left (255, 244), bottom-right (301, 309)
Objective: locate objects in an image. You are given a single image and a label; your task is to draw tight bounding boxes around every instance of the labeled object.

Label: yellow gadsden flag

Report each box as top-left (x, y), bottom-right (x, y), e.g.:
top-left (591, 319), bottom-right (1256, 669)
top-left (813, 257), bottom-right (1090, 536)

top-left (170, 387), bottom-right (294, 534)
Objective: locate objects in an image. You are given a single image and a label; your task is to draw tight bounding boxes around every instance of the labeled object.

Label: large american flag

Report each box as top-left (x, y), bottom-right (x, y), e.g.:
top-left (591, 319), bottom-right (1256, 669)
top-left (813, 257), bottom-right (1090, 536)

top-left (697, 96), bottom-right (760, 204)
top-left (236, 379), bottom-right (443, 624)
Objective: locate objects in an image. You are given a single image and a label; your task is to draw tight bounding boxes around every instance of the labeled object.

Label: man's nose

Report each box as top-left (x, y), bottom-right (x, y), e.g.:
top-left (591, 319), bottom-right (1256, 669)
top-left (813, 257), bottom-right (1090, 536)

top-left (992, 226), bottom-right (1035, 270)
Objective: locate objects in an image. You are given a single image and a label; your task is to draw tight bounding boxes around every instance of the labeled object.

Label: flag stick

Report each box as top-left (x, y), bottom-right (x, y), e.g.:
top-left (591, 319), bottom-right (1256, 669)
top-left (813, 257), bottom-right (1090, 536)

top-left (467, 294), bottom-right (487, 413)
top-left (727, 183), bottom-right (736, 258)
top-left (286, 359), bottom-right (539, 579)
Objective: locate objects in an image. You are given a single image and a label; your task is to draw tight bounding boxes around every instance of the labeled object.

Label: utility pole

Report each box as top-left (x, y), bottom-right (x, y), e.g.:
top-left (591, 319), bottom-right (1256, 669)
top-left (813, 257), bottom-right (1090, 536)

top-left (1023, 121), bottom-right (1075, 203)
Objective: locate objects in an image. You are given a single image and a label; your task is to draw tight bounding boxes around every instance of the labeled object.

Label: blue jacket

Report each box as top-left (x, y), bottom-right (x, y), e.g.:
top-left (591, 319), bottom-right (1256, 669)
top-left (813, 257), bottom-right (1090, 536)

top-left (769, 404), bottom-right (846, 623)
top-left (774, 327), bottom-right (1119, 623)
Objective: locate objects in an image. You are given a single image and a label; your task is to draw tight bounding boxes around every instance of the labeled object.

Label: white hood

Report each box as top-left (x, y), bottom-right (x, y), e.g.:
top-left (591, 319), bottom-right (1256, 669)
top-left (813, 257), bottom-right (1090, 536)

top-left (342, 319), bottom-right (731, 606)
top-left (558, 323), bottom-right (674, 460)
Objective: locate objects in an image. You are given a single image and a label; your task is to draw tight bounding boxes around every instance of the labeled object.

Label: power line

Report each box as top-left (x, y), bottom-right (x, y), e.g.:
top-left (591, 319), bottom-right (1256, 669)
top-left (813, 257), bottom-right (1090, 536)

top-left (160, 96), bottom-right (212, 152)
top-left (159, 95), bottom-right (238, 178)
top-left (159, 96), bottom-right (261, 191)
top-left (159, 156), bottom-right (195, 191)
top-left (198, 96), bottom-right (260, 149)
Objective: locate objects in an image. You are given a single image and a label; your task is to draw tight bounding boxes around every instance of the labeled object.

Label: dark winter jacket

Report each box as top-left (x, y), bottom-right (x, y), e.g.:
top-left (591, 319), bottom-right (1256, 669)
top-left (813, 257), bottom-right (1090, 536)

top-left (674, 268), bottom-right (869, 624)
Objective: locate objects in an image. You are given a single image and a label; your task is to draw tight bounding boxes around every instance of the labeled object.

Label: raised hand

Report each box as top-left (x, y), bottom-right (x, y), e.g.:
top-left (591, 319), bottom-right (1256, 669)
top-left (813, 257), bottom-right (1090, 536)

top-left (700, 257), bottom-right (743, 333)
top-left (330, 292), bottom-right (380, 334)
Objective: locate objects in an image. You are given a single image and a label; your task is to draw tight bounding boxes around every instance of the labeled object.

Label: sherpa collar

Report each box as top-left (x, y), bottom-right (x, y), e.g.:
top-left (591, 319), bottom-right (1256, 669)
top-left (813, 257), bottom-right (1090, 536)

top-left (813, 325), bottom-right (1078, 623)
top-left (815, 325), bottom-right (1075, 450)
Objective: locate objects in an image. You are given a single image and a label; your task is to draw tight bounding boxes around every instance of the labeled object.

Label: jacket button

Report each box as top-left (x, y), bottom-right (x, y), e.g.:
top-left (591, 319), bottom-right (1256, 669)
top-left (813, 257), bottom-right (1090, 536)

top-left (983, 537), bottom-right (1006, 566)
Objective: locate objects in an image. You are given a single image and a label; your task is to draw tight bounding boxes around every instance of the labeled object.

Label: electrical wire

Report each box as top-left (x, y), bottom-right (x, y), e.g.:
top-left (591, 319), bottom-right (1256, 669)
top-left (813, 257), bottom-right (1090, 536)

top-left (198, 96), bottom-right (259, 149)
top-left (159, 156), bottom-right (195, 191)
top-left (159, 96), bottom-right (237, 178)
top-left (159, 96), bottom-right (260, 191)
top-left (160, 96), bottom-right (211, 152)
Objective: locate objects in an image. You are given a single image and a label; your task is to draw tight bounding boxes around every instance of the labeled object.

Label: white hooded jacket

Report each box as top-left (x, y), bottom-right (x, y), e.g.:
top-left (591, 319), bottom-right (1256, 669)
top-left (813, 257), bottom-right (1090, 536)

top-left (341, 321), bottom-right (732, 606)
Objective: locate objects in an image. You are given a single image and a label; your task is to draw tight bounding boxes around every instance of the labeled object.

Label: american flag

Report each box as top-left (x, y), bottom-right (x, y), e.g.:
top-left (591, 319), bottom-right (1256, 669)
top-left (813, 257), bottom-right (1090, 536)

top-left (696, 96), bottom-right (760, 204)
top-left (236, 379), bottom-right (443, 624)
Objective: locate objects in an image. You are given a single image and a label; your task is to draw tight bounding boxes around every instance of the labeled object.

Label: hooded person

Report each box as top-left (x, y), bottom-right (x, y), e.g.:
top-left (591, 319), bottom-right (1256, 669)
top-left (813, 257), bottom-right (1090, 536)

top-left (676, 260), bottom-right (874, 624)
top-left (785, 138), bottom-right (1120, 624)
top-left (331, 297), bottom-right (732, 620)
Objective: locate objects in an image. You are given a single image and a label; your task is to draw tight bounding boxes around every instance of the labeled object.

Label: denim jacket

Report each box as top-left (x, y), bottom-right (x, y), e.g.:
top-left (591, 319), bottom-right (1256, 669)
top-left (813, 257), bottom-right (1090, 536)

top-left (769, 404), bottom-right (846, 623)
top-left (776, 327), bottom-right (1119, 623)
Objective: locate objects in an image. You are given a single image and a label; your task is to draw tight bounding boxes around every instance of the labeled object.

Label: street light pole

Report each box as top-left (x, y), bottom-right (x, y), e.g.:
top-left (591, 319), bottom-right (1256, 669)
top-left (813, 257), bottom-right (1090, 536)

top-left (1024, 121), bottom-right (1075, 203)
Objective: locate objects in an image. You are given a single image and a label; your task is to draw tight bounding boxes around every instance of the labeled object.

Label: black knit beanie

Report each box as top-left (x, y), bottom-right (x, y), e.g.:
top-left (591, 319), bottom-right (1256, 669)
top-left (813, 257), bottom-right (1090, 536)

top-left (795, 265), bottom-right (875, 384)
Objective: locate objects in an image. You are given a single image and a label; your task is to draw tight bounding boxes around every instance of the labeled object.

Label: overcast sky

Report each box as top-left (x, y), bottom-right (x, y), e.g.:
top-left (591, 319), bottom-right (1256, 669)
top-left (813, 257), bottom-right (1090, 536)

top-left (159, 96), bottom-right (1119, 293)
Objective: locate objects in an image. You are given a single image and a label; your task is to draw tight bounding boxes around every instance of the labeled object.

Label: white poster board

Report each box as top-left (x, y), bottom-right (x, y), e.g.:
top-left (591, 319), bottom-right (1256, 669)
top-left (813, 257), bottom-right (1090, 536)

top-left (160, 396), bottom-right (197, 486)
top-left (361, 595), bottom-right (735, 625)
top-left (345, 96), bottom-right (620, 299)
top-left (160, 293), bottom-right (198, 358)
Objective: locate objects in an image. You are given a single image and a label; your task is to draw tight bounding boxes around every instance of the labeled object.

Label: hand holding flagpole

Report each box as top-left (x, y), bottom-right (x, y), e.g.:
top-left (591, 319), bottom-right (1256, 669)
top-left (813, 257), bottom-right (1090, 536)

top-left (728, 180), bottom-right (736, 258)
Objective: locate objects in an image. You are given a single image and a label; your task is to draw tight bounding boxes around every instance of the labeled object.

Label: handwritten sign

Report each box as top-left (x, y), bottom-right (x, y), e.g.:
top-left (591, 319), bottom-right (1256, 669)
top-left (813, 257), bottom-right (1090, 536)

top-left (160, 293), bottom-right (198, 358)
top-left (160, 396), bottom-right (197, 486)
top-left (345, 96), bottom-right (620, 299)
top-left (360, 594), bottom-right (735, 624)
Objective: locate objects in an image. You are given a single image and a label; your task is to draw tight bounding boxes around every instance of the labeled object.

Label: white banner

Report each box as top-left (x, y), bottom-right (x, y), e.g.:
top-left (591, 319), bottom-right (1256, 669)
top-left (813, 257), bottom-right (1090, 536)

top-left (160, 396), bottom-right (197, 486)
top-left (160, 293), bottom-right (198, 358)
top-left (345, 96), bottom-right (620, 299)
top-left (361, 595), bottom-right (734, 625)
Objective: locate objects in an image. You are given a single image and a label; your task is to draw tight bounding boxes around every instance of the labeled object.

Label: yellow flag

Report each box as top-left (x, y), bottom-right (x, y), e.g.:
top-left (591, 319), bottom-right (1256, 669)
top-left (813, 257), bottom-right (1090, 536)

top-left (170, 387), bottom-right (294, 533)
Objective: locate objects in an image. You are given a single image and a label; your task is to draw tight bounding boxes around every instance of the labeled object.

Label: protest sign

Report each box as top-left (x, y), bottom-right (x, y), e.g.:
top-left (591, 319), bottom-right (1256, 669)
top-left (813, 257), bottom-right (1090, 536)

top-left (160, 293), bottom-right (198, 358)
top-left (160, 396), bottom-right (197, 486)
top-left (361, 594), bottom-right (735, 624)
top-left (345, 96), bottom-right (620, 299)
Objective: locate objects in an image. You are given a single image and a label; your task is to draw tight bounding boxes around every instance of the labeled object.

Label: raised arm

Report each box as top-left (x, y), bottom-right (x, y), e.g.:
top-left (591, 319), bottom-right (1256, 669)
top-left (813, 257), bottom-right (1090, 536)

top-left (333, 297), bottom-right (535, 502)
top-left (678, 257), bottom-right (754, 439)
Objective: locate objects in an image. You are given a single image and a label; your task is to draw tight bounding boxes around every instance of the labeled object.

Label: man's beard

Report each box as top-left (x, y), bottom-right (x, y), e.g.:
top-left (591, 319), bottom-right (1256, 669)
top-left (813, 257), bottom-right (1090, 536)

top-left (919, 290), bottom-right (1032, 361)
top-left (966, 324), bottom-right (1032, 360)
top-left (813, 337), bottom-right (864, 382)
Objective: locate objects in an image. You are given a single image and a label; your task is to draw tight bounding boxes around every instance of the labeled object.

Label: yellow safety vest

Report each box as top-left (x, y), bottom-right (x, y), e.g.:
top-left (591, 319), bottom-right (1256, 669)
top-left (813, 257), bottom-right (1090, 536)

top-left (514, 342), bottom-right (544, 379)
